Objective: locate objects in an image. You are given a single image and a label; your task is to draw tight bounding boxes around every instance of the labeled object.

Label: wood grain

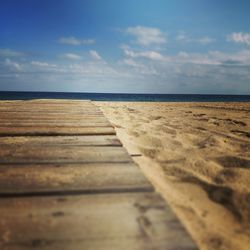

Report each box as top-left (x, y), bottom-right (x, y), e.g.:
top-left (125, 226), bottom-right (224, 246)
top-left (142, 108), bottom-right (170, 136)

top-left (0, 135), bottom-right (121, 146)
top-left (0, 163), bottom-right (153, 195)
top-left (0, 99), bottom-right (197, 249)
top-left (0, 146), bottom-right (132, 163)
top-left (0, 192), bottom-right (197, 250)
top-left (0, 126), bottom-right (116, 135)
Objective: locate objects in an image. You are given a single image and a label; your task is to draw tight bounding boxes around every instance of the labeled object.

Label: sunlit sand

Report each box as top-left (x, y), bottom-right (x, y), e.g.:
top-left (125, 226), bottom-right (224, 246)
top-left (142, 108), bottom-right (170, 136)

top-left (99, 101), bottom-right (250, 250)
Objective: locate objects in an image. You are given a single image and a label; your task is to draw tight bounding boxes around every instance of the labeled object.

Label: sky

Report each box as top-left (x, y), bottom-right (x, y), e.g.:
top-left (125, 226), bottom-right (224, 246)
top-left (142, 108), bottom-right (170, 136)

top-left (0, 0), bottom-right (250, 94)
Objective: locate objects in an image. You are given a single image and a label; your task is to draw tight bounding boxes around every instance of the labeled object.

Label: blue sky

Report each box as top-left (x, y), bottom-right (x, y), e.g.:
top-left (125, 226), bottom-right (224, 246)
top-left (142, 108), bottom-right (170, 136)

top-left (0, 0), bottom-right (250, 94)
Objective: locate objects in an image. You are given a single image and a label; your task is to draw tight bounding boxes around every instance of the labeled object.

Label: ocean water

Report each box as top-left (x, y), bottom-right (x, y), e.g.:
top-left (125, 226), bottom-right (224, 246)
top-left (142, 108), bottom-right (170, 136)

top-left (0, 91), bottom-right (250, 102)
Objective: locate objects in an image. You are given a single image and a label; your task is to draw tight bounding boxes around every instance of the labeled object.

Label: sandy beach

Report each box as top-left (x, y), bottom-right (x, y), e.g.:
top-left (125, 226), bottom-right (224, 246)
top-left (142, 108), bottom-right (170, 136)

top-left (97, 102), bottom-right (250, 250)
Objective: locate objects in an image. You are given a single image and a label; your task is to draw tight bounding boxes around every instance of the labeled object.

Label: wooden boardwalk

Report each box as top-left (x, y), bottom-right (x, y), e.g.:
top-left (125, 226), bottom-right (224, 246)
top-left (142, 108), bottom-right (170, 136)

top-left (0, 99), bottom-right (197, 250)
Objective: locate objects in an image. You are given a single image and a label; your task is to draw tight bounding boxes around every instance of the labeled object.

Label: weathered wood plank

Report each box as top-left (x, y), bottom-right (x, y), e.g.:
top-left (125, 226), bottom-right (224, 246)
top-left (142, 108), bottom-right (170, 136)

top-left (0, 105), bottom-right (99, 108)
top-left (0, 116), bottom-right (110, 125)
top-left (0, 111), bottom-right (104, 116)
top-left (0, 126), bottom-right (115, 135)
top-left (0, 192), bottom-right (197, 250)
top-left (0, 99), bottom-right (197, 249)
top-left (0, 112), bottom-right (108, 121)
top-left (0, 101), bottom-right (93, 106)
top-left (0, 117), bottom-right (108, 121)
top-left (0, 146), bottom-right (132, 163)
top-left (0, 109), bottom-right (103, 114)
top-left (0, 99), bottom-right (90, 104)
top-left (0, 101), bottom-right (97, 114)
top-left (0, 135), bottom-right (121, 147)
top-left (0, 102), bottom-right (97, 106)
top-left (0, 163), bottom-right (152, 195)
top-left (0, 102), bottom-right (92, 106)
top-left (0, 122), bottom-right (111, 127)
top-left (0, 109), bottom-right (97, 112)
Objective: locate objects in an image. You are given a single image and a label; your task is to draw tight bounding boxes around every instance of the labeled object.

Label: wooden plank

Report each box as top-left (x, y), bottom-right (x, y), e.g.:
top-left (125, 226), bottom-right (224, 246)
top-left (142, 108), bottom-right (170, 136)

top-left (0, 106), bottom-right (101, 112)
top-left (0, 126), bottom-right (115, 135)
top-left (0, 103), bottom-right (95, 107)
top-left (0, 101), bottom-right (93, 106)
top-left (0, 118), bottom-right (111, 125)
top-left (0, 102), bottom-right (96, 106)
top-left (0, 163), bottom-right (153, 195)
top-left (0, 110), bottom-right (103, 114)
top-left (0, 122), bottom-right (111, 127)
top-left (0, 106), bottom-right (101, 113)
top-left (0, 99), bottom-right (90, 104)
top-left (0, 113), bottom-right (108, 121)
top-left (0, 111), bottom-right (103, 116)
top-left (0, 192), bottom-right (197, 250)
top-left (0, 102), bottom-right (94, 108)
top-left (0, 105), bottom-right (99, 109)
top-left (0, 116), bottom-right (108, 120)
top-left (0, 135), bottom-right (121, 147)
top-left (0, 146), bottom-right (132, 163)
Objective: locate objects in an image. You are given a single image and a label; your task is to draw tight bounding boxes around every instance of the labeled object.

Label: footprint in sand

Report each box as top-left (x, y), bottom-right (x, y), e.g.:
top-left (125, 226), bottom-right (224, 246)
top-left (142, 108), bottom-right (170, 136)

top-left (214, 156), bottom-right (250, 169)
top-left (196, 136), bottom-right (218, 149)
top-left (138, 147), bottom-right (161, 158)
top-left (231, 130), bottom-right (250, 138)
top-left (223, 119), bottom-right (247, 127)
top-left (213, 169), bottom-right (237, 184)
top-left (149, 115), bottom-right (163, 121)
top-left (193, 113), bottom-right (206, 117)
top-left (180, 175), bottom-right (243, 222)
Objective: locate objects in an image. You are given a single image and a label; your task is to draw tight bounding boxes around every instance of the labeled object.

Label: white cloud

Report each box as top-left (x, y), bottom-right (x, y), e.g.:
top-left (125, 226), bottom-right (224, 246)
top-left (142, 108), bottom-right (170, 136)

top-left (31, 61), bottom-right (57, 67)
top-left (175, 50), bottom-right (250, 66)
top-left (5, 58), bottom-right (22, 71)
top-left (176, 51), bottom-right (221, 65)
top-left (123, 48), bottom-right (165, 61)
top-left (176, 33), bottom-right (215, 45)
top-left (0, 49), bottom-right (24, 57)
top-left (126, 26), bottom-right (166, 46)
top-left (119, 47), bottom-right (250, 92)
top-left (209, 50), bottom-right (250, 65)
top-left (197, 37), bottom-right (216, 45)
top-left (60, 53), bottom-right (82, 60)
top-left (227, 32), bottom-right (250, 45)
top-left (89, 50), bottom-right (102, 60)
top-left (58, 36), bottom-right (95, 46)
top-left (123, 58), bottom-right (141, 67)
top-left (176, 32), bottom-right (189, 42)
top-left (1, 46), bottom-right (249, 94)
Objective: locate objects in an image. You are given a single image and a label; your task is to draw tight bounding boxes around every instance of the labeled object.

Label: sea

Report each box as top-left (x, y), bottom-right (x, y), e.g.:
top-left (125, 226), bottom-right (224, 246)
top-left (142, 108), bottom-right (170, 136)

top-left (0, 91), bottom-right (250, 102)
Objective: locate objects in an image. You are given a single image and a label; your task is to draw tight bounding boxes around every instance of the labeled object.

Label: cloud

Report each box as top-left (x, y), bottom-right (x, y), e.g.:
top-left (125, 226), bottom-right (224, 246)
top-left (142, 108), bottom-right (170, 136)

top-left (60, 53), bottom-right (82, 60)
top-left (1, 46), bottom-right (249, 94)
top-left (89, 50), bottom-right (102, 60)
top-left (123, 48), bottom-right (165, 61)
top-left (58, 36), bottom-right (95, 46)
top-left (0, 49), bottom-right (24, 57)
top-left (197, 37), bottom-right (216, 45)
top-left (5, 58), bottom-right (22, 71)
top-left (31, 61), bottom-right (57, 67)
top-left (209, 50), bottom-right (250, 65)
top-left (125, 26), bottom-right (166, 46)
top-left (227, 32), bottom-right (250, 45)
top-left (119, 47), bottom-right (250, 91)
top-left (123, 58), bottom-right (141, 67)
top-left (176, 33), bottom-right (215, 45)
top-left (176, 32), bottom-right (188, 42)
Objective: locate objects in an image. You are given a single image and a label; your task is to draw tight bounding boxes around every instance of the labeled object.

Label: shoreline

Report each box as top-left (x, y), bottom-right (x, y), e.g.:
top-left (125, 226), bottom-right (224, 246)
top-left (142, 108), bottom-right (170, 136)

top-left (97, 101), bottom-right (250, 250)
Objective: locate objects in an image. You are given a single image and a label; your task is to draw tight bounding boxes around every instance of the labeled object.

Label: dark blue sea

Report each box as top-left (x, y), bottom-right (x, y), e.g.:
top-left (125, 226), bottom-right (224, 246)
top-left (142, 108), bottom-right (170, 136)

top-left (0, 91), bottom-right (250, 102)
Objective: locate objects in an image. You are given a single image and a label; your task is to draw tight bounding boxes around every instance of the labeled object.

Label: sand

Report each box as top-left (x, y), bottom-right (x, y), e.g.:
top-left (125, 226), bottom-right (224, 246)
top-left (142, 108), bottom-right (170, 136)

top-left (97, 102), bottom-right (250, 250)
